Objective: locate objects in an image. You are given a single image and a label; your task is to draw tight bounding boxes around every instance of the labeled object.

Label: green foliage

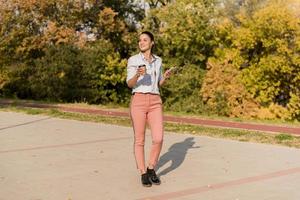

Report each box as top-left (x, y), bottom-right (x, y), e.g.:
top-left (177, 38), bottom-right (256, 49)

top-left (162, 64), bottom-right (207, 114)
top-left (201, 49), bottom-right (259, 118)
top-left (238, 1), bottom-right (300, 119)
top-left (3, 42), bottom-right (130, 104)
top-left (275, 134), bottom-right (293, 141)
top-left (79, 40), bottom-right (130, 104)
top-left (32, 45), bottom-right (84, 101)
top-left (203, 0), bottom-right (300, 120)
top-left (4, 45), bottom-right (84, 101)
top-left (143, 0), bottom-right (217, 67)
top-left (0, 0), bottom-right (140, 104)
top-left (288, 94), bottom-right (300, 120)
top-left (2, 63), bottom-right (35, 99)
top-left (0, 66), bottom-right (9, 97)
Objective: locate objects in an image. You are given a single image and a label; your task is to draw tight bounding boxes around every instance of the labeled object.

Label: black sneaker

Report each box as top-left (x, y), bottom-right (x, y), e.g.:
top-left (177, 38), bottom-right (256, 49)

top-left (147, 168), bottom-right (161, 185)
top-left (141, 173), bottom-right (152, 187)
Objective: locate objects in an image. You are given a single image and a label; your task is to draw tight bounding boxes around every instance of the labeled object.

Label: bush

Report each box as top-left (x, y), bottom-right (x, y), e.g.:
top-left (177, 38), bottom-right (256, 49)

top-left (162, 64), bottom-right (208, 114)
top-left (2, 41), bottom-right (130, 104)
top-left (0, 66), bottom-right (9, 97)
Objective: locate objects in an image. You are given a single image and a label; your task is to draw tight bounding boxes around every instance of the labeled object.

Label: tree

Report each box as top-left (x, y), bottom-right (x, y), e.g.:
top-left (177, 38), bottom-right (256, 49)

top-left (0, 0), bottom-right (143, 102)
top-left (143, 0), bottom-right (217, 68)
top-left (202, 0), bottom-right (300, 120)
top-left (0, 0), bottom-right (144, 64)
top-left (162, 64), bottom-right (206, 114)
top-left (201, 48), bottom-right (259, 117)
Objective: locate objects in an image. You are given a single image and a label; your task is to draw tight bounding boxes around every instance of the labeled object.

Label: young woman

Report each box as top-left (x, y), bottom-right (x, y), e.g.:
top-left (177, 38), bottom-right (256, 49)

top-left (126, 31), bottom-right (172, 187)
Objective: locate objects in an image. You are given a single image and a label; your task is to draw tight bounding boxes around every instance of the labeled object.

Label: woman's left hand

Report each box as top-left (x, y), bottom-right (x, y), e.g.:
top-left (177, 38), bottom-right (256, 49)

top-left (159, 67), bottom-right (175, 86)
top-left (164, 67), bottom-right (174, 79)
top-left (164, 67), bottom-right (175, 79)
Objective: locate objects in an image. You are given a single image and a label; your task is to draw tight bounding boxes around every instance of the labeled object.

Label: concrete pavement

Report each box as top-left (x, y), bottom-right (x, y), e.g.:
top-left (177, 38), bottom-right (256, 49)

top-left (0, 111), bottom-right (300, 200)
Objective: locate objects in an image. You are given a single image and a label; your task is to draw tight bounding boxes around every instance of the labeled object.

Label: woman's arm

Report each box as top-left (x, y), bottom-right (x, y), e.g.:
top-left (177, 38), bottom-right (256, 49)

top-left (127, 73), bottom-right (140, 88)
top-left (159, 68), bottom-right (172, 87)
top-left (127, 67), bottom-right (146, 88)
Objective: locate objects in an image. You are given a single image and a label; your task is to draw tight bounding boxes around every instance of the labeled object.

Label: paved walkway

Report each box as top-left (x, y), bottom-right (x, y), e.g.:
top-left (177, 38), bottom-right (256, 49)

top-left (0, 99), bottom-right (299, 135)
top-left (0, 111), bottom-right (300, 200)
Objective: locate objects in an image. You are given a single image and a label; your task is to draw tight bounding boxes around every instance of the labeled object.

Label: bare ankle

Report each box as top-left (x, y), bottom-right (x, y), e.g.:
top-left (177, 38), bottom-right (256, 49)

top-left (147, 165), bottom-right (154, 170)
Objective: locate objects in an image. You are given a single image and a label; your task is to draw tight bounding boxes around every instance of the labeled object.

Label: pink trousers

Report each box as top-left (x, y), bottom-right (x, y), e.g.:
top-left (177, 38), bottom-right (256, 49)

top-left (130, 93), bottom-right (164, 172)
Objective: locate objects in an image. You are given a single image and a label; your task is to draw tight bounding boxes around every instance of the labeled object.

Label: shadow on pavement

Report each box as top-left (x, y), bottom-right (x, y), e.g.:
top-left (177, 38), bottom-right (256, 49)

top-left (156, 137), bottom-right (200, 177)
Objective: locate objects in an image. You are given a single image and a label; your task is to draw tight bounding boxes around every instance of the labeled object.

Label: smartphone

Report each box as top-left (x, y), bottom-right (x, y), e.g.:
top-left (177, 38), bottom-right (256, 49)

top-left (168, 67), bottom-right (177, 72)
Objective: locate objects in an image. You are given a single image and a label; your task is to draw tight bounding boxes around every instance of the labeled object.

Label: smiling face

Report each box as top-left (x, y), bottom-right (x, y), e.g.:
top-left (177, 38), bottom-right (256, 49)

top-left (138, 33), bottom-right (154, 53)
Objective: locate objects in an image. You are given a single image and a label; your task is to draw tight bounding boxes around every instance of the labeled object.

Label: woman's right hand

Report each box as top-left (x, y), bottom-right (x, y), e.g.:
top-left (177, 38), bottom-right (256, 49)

top-left (136, 65), bottom-right (146, 76)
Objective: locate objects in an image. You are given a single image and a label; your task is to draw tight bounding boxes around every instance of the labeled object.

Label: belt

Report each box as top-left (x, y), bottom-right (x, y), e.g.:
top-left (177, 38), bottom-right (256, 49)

top-left (133, 92), bottom-right (159, 96)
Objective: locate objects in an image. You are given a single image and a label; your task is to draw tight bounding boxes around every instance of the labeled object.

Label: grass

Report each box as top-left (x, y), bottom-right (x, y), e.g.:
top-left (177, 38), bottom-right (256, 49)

top-left (1, 105), bottom-right (300, 149)
top-left (2, 97), bottom-right (299, 127)
top-left (275, 134), bottom-right (294, 141)
top-left (164, 110), bottom-right (300, 127)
